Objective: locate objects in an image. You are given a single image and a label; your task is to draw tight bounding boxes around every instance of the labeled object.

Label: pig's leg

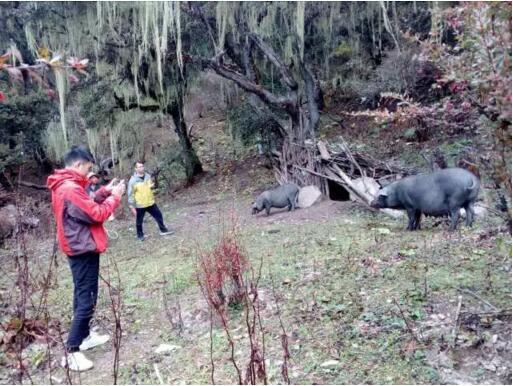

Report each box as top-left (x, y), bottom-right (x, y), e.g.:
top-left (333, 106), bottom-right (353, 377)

top-left (265, 202), bottom-right (271, 216)
top-left (413, 210), bottom-right (422, 230)
top-left (464, 203), bottom-right (475, 227)
top-left (449, 207), bottom-right (460, 230)
top-left (406, 208), bottom-right (416, 231)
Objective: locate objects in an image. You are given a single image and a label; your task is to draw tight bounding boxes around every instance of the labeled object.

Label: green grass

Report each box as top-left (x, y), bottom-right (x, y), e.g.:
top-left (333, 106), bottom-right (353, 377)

top-left (1, 197), bottom-right (511, 384)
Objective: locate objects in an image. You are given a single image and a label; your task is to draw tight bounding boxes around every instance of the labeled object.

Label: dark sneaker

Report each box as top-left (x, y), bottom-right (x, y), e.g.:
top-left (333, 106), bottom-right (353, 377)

top-left (137, 235), bottom-right (145, 241)
top-left (159, 229), bottom-right (174, 236)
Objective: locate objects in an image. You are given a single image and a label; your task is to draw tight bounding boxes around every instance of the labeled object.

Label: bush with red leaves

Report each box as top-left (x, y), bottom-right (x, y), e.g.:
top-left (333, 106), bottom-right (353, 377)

top-left (197, 234), bottom-right (248, 312)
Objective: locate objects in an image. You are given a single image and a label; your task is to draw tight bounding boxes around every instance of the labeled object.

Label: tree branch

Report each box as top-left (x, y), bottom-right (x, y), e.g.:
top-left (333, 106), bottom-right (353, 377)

top-left (112, 92), bottom-right (160, 112)
top-left (249, 33), bottom-right (298, 91)
top-left (206, 56), bottom-right (297, 115)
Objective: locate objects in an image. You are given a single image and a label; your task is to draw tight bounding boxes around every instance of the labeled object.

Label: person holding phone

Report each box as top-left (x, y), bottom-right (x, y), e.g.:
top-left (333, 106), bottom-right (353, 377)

top-left (47, 145), bottom-right (126, 371)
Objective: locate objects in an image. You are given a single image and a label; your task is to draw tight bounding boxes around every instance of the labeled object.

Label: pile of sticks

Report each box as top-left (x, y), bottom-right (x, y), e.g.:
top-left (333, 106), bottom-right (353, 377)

top-left (273, 137), bottom-right (417, 208)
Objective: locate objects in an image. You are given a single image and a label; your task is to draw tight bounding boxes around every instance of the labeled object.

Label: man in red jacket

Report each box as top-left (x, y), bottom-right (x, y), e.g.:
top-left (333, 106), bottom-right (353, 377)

top-left (47, 146), bottom-right (126, 372)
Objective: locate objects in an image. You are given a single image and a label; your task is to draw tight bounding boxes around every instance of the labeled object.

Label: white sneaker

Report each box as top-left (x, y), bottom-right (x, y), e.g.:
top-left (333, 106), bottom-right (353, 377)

top-left (61, 352), bottom-right (93, 372)
top-left (79, 331), bottom-right (110, 351)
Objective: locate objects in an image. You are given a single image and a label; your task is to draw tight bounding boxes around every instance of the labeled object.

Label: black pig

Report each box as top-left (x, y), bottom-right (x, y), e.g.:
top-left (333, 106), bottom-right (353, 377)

top-left (252, 183), bottom-right (300, 216)
top-left (371, 168), bottom-right (480, 230)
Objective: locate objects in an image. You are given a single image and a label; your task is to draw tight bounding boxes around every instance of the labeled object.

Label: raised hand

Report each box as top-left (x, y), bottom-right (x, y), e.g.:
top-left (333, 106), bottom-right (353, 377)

top-left (105, 178), bottom-right (119, 192)
top-left (112, 180), bottom-right (126, 197)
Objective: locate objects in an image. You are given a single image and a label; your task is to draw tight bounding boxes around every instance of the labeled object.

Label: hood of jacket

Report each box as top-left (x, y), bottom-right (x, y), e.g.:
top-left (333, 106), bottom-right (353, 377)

top-left (47, 169), bottom-right (88, 191)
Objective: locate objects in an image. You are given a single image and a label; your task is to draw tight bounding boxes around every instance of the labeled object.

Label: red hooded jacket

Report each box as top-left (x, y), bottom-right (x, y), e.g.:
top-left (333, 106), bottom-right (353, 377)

top-left (47, 169), bottom-right (121, 256)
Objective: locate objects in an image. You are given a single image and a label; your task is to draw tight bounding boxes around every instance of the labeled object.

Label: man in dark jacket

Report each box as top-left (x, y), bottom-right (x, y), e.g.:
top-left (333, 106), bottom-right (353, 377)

top-left (47, 146), bottom-right (126, 372)
top-left (85, 171), bottom-right (101, 199)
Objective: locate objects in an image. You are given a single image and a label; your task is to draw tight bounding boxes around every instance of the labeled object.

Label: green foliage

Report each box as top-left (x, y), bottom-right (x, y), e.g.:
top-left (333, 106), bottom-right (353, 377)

top-left (77, 80), bottom-right (115, 130)
top-left (226, 101), bottom-right (283, 153)
top-left (156, 142), bottom-right (188, 189)
top-left (331, 41), bottom-right (353, 64)
top-left (0, 93), bottom-right (56, 172)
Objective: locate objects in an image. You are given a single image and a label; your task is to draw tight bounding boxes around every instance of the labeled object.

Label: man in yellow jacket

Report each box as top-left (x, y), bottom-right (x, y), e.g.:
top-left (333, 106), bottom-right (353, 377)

top-left (128, 161), bottom-right (173, 241)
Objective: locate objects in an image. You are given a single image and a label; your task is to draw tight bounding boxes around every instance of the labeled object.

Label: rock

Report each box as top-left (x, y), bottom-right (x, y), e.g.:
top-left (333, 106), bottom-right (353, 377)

top-left (459, 203), bottom-right (488, 219)
top-left (50, 376), bottom-right (63, 384)
top-left (350, 177), bottom-right (380, 201)
top-left (380, 208), bottom-right (404, 218)
top-left (320, 359), bottom-right (340, 368)
top-left (155, 344), bottom-right (180, 354)
top-left (0, 204), bottom-right (39, 241)
top-left (437, 351), bottom-right (454, 369)
top-left (473, 205), bottom-right (488, 218)
top-left (297, 186), bottom-right (322, 208)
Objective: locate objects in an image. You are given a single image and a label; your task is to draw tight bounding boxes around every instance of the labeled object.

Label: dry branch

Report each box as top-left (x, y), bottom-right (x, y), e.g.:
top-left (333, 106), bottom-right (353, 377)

top-left (274, 137), bottom-right (415, 212)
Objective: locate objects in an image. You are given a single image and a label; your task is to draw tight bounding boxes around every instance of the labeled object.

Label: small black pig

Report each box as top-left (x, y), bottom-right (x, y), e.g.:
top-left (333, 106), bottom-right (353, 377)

top-left (252, 183), bottom-right (300, 216)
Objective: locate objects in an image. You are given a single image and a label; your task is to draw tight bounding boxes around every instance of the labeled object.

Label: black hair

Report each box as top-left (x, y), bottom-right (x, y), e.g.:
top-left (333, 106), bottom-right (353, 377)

top-left (134, 161), bottom-right (144, 167)
top-left (63, 145), bottom-right (95, 166)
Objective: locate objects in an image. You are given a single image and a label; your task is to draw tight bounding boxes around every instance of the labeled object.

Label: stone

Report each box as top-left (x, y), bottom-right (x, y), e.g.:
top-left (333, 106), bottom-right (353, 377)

top-left (155, 344), bottom-right (180, 354)
top-left (459, 203), bottom-right (488, 219)
top-left (297, 186), bottom-right (322, 208)
top-left (320, 360), bottom-right (340, 368)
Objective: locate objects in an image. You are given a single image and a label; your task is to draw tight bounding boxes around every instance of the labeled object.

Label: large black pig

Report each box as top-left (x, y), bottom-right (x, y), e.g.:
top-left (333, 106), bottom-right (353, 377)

top-left (371, 168), bottom-right (480, 230)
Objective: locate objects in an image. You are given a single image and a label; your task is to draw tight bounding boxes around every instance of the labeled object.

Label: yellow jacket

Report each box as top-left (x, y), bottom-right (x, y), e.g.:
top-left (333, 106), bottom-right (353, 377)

top-left (127, 173), bottom-right (155, 208)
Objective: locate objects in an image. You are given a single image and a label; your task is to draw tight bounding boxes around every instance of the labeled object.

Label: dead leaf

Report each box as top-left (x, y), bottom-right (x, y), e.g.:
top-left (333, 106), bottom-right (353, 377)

top-left (49, 55), bottom-right (62, 66)
top-left (37, 46), bottom-right (51, 61)
top-left (45, 89), bottom-right (57, 99)
top-left (68, 74), bottom-right (79, 84)
top-left (0, 52), bottom-right (10, 65)
top-left (26, 69), bottom-right (47, 87)
top-left (5, 67), bottom-right (24, 84)
top-left (403, 339), bottom-right (417, 355)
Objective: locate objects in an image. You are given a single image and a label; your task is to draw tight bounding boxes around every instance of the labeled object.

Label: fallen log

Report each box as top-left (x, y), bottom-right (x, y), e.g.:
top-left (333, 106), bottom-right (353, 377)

top-left (18, 181), bottom-right (47, 190)
top-left (317, 141), bottom-right (331, 161)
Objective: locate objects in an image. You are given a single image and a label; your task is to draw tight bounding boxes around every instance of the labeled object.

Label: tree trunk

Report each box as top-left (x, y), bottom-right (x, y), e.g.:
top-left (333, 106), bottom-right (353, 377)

top-left (168, 101), bottom-right (203, 182)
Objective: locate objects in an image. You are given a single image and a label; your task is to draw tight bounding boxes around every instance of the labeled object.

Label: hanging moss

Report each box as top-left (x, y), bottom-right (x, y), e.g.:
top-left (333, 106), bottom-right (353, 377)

top-left (54, 67), bottom-right (68, 147)
top-left (296, 2), bottom-right (305, 60)
top-left (44, 121), bottom-right (68, 163)
top-left (174, 1), bottom-right (183, 74)
top-left (24, 23), bottom-right (38, 57)
top-left (216, 2), bottom-right (229, 50)
top-left (379, 0), bottom-right (401, 52)
top-left (85, 127), bottom-right (101, 161)
top-left (152, 7), bottom-right (164, 96)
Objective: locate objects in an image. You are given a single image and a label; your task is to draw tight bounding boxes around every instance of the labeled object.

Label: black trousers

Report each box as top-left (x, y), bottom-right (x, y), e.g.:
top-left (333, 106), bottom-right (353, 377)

top-left (136, 204), bottom-right (167, 237)
top-left (67, 251), bottom-right (99, 352)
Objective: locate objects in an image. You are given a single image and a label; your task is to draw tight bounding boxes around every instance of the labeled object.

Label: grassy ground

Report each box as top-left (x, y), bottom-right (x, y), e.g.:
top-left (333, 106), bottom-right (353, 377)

top-left (1, 174), bottom-right (510, 384)
top-left (0, 109), bottom-right (511, 384)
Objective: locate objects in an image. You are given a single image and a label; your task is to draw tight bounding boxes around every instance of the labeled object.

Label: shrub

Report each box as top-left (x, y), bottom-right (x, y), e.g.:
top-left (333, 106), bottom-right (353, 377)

top-left (226, 101), bottom-right (284, 156)
top-left (0, 93), bottom-right (57, 173)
